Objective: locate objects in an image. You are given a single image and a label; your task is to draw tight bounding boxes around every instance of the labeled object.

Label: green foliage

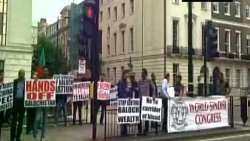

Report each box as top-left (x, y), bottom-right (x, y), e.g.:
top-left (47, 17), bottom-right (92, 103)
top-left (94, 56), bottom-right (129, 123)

top-left (32, 36), bottom-right (69, 76)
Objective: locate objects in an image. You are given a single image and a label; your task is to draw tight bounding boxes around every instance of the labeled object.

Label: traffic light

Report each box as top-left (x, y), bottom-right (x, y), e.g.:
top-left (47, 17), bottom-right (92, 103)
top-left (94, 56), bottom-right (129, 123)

top-left (206, 21), bottom-right (219, 60)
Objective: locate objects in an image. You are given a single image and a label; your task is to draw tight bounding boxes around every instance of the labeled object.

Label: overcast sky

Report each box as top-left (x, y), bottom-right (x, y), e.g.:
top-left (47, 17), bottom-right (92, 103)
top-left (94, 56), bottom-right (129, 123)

top-left (32, 0), bottom-right (83, 26)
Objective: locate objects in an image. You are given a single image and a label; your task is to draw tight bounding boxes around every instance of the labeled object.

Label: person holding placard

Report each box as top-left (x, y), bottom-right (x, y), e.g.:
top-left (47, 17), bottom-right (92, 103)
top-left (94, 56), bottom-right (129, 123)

top-left (10, 70), bottom-right (25, 141)
top-left (161, 73), bottom-right (170, 132)
top-left (174, 75), bottom-right (185, 97)
top-left (138, 68), bottom-right (154, 136)
top-left (151, 73), bottom-right (159, 134)
top-left (33, 68), bottom-right (50, 141)
top-left (117, 70), bottom-right (129, 136)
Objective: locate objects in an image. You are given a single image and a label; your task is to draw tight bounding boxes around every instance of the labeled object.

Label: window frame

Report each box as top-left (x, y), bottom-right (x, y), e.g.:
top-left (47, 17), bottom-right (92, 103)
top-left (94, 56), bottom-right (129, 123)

top-left (212, 2), bottom-right (219, 14)
top-left (235, 30), bottom-right (241, 55)
top-left (235, 1), bottom-right (241, 18)
top-left (224, 2), bottom-right (230, 16)
top-left (224, 29), bottom-right (231, 53)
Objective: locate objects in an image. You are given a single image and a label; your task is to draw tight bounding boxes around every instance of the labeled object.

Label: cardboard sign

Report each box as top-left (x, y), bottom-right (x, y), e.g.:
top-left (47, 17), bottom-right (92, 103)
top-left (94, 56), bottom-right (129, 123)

top-left (168, 96), bottom-right (229, 133)
top-left (97, 82), bottom-right (111, 101)
top-left (141, 96), bottom-right (162, 122)
top-left (117, 98), bottom-right (140, 124)
top-left (53, 74), bottom-right (73, 95)
top-left (73, 82), bottom-right (90, 102)
top-left (0, 82), bottom-right (13, 111)
top-left (25, 79), bottom-right (56, 107)
top-left (78, 59), bottom-right (86, 74)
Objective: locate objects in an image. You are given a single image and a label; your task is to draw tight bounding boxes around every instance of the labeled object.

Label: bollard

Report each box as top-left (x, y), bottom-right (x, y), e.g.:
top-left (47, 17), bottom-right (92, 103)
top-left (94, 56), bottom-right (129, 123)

top-left (240, 96), bottom-right (248, 126)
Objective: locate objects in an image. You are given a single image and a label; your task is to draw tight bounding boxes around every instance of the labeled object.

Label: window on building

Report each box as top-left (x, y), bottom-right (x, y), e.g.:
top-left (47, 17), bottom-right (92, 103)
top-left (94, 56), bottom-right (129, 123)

top-left (248, 69), bottom-right (250, 88)
top-left (236, 69), bottom-right (241, 88)
top-left (107, 68), bottom-right (110, 81)
top-left (107, 26), bottom-right (110, 40)
top-left (107, 44), bottom-right (110, 56)
top-left (114, 33), bottom-right (117, 55)
top-left (130, 28), bottom-right (134, 52)
top-left (114, 7), bottom-right (118, 21)
top-left (0, 60), bottom-right (4, 83)
top-left (235, 1), bottom-right (241, 17)
top-left (122, 30), bottom-right (125, 53)
top-left (235, 31), bottom-right (241, 55)
top-left (224, 30), bottom-right (230, 53)
top-left (108, 7), bottom-right (111, 19)
top-left (100, 11), bottom-right (103, 22)
top-left (247, 34), bottom-right (250, 55)
top-left (130, 0), bottom-right (134, 14)
top-left (122, 3), bottom-right (125, 18)
top-left (172, 0), bottom-right (179, 5)
top-left (225, 69), bottom-right (231, 83)
top-left (246, 5), bottom-right (250, 19)
top-left (224, 2), bottom-right (230, 16)
top-left (212, 2), bottom-right (219, 13)
top-left (173, 64), bottom-right (179, 85)
top-left (0, 0), bottom-right (7, 46)
top-left (173, 19), bottom-right (179, 53)
top-left (201, 2), bottom-right (207, 10)
top-left (215, 27), bottom-right (220, 52)
top-left (113, 67), bottom-right (117, 84)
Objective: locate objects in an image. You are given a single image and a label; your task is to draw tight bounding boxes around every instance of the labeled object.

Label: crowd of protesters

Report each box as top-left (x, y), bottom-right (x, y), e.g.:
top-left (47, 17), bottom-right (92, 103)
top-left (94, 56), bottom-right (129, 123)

top-left (0, 66), bottom-right (232, 140)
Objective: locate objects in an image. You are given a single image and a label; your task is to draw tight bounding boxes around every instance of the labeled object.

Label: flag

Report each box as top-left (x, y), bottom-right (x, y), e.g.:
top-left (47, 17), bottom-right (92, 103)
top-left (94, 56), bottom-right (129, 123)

top-left (36, 48), bottom-right (46, 78)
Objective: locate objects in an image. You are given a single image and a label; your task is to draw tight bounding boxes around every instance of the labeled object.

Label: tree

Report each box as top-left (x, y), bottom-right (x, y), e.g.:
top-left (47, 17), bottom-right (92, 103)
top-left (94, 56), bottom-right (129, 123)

top-left (32, 36), bottom-right (69, 76)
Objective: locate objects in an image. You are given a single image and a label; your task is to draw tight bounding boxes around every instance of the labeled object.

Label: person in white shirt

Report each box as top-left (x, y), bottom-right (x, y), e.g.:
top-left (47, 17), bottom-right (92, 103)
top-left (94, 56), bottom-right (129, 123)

top-left (161, 73), bottom-right (170, 132)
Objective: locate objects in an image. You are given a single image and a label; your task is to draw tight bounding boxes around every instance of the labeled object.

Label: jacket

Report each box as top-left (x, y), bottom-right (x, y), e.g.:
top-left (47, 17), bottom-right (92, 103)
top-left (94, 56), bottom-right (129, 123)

top-left (117, 79), bottom-right (129, 98)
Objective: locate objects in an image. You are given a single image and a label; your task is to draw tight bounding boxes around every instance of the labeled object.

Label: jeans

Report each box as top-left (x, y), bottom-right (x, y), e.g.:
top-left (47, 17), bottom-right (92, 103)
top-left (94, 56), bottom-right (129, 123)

top-left (55, 101), bottom-right (67, 126)
top-left (73, 101), bottom-right (83, 124)
top-left (10, 100), bottom-right (25, 141)
top-left (26, 108), bottom-right (36, 134)
top-left (33, 108), bottom-right (48, 140)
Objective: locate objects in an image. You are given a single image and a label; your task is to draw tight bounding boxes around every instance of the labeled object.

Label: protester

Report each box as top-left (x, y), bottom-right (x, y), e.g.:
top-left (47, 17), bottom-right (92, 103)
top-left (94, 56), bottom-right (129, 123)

top-left (174, 75), bottom-right (185, 97)
top-left (55, 94), bottom-right (68, 126)
top-left (117, 70), bottom-right (129, 136)
top-left (151, 73), bottom-right (158, 134)
top-left (219, 72), bottom-right (226, 96)
top-left (26, 72), bottom-right (38, 134)
top-left (95, 73), bottom-right (107, 125)
top-left (10, 69), bottom-right (25, 141)
top-left (73, 77), bottom-right (83, 125)
top-left (128, 72), bottom-right (139, 98)
top-left (161, 73), bottom-right (170, 132)
top-left (33, 68), bottom-right (50, 141)
top-left (138, 68), bottom-right (154, 135)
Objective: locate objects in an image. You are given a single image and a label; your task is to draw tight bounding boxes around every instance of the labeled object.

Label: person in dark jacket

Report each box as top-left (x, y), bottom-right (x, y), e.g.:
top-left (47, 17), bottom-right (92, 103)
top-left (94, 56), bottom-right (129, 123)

top-left (151, 73), bottom-right (158, 134)
top-left (128, 72), bottom-right (139, 98)
top-left (10, 69), bottom-right (25, 141)
top-left (26, 72), bottom-right (37, 134)
top-left (117, 70), bottom-right (129, 136)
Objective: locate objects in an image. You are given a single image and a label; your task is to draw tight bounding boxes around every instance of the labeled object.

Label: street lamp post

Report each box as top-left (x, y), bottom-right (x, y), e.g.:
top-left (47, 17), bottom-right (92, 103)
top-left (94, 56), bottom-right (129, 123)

top-left (188, 2), bottom-right (194, 97)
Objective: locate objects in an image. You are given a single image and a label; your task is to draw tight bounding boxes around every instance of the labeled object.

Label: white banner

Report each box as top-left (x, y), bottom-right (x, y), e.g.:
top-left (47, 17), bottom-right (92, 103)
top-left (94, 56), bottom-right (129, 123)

top-left (117, 98), bottom-right (140, 124)
top-left (97, 82), bottom-right (111, 101)
top-left (78, 59), bottom-right (86, 74)
top-left (73, 82), bottom-right (90, 102)
top-left (53, 74), bottom-right (73, 95)
top-left (141, 96), bottom-right (162, 122)
top-left (0, 82), bottom-right (13, 111)
top-left (168, 96), bottom-right (229, 133)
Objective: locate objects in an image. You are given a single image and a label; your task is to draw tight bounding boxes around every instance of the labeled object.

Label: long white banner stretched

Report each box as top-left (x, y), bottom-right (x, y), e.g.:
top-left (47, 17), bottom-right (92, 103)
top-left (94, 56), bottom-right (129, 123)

top-left (168, 96), bottom-right (229, 133)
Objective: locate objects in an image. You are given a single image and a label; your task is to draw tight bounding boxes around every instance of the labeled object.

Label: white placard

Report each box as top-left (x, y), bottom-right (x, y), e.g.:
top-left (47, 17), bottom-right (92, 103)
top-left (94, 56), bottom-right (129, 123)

top-left (168, 96), bottom-right (229, 133)
top-left (73, 82), bottom-right (90, 102)
top-left (141, 96), bottom-right (162, 122)
top-left (117, 98), bottom-right (140, 124)
top-left (0, 82), bottom-right (13, 111)
top-left (78, 59), bottom-right (86, 74)
top-left (109, 86), bottom-right (117, 106)
top-left (97, 82), bottom-right (111, 101)
top-left (53, 74), bottom-right (74, 95)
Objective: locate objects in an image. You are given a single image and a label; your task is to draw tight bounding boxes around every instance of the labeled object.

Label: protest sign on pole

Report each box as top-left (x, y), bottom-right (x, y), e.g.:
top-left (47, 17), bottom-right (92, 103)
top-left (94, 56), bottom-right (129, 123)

top-left (97, 81), bottom-right (111, 101)
top-left (117, 98), bottom-right (140, 124)
top-left (168, 96), bottom-right (229, 133)
top-left (109, 86), bottom-right (117, 106)
top-left (78, 59), bottom-right (86, 74)
top-left (0, 82), bottom-right (13, 111)
top-left (25, 79), bottom-right (56, 107)
top-left (141, 96), bottom-right (162, 122)
top-left (73, 82), bottom-right (90, 102)
top-left (53, 74), bottom-right (73, 95)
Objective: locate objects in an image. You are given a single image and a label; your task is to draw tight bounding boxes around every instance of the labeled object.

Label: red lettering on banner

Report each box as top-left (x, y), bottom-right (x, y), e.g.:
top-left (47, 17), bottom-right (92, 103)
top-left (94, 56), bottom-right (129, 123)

top-left (38, 92), bottom-right (47, 100)
top-left (195, 112), bottom-right (222, 125)
top-left (47, 92), bottom-right (53, 100)
top-left (38, 81), bottom-right (44, 92)
top-left (44, 81), bottom-right (49, 91)
top-left (26, 81), bottom-right (32, 91)
top-left (32, 81), bottom-right (38, 91)
top-left (50, 81), bottom-right (56, 91)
